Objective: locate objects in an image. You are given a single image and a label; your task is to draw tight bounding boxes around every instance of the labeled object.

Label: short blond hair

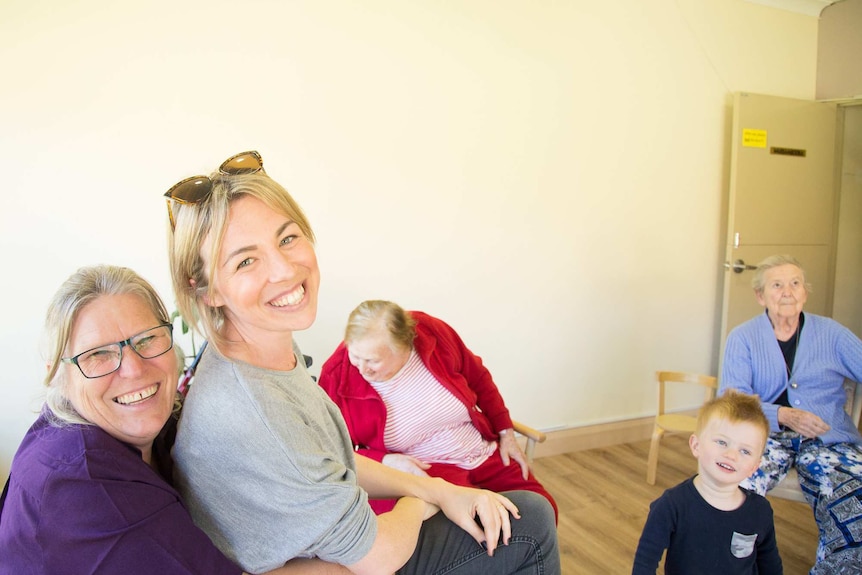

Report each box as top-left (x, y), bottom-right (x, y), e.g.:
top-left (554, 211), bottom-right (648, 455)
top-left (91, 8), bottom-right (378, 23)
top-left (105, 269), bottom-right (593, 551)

top-left (344, 300), bottom-right (417, 352)
top-left (696, 389), bottom-right (769, 444)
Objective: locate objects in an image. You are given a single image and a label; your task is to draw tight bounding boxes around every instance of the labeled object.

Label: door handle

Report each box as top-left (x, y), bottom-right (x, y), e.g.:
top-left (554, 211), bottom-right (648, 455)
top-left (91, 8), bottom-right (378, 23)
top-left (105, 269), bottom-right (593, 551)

top-left (724, 259), bottom-right (757, 274)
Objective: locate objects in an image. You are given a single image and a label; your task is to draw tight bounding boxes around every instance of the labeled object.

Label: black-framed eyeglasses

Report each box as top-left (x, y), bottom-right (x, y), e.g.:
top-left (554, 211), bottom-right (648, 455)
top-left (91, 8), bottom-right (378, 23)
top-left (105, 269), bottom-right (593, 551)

top-left (163, 150), bottom-right (265, 229)
top-left (61, 323), bottom-right (174, 379)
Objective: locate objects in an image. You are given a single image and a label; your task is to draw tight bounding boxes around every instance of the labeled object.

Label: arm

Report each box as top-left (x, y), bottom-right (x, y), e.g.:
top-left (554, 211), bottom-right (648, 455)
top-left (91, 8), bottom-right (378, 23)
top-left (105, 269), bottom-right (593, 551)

top-left (355, 454), bottom-right (519, 556)
top-left (252, 497), bottom-right (430, 575)
top-left (428, 316), bottom-right (528, 477)
top-left (776, 405), bottom-right (830, 438)
top-left (497, 428), bottom-right (530, 480)
top-left (319, 345), bottom-right (390, 464)
top-left (254, 560), bottom-right (352, 575)
top-left (631, 497), bottom-right (673, 575)
top-left (381, 453), bottom-right (431, 476)
top-left (755, 504), bottom-right (783, 575)
top-left (777, 318), bottom-right (862, 441)
top-left (346, 496), bottom-right (431, 575)
top-left (721, 323), bottom-right (782, 431)
top-left (416, 313), bottom-right (513, 434)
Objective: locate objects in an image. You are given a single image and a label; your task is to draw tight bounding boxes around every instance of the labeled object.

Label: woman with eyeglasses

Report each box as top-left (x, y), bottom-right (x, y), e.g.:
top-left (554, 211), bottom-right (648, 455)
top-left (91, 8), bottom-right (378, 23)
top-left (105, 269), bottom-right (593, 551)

top-left (0, 264), bottom-right (307, 574)
top-left (164, 152), bottom-right (559, 575)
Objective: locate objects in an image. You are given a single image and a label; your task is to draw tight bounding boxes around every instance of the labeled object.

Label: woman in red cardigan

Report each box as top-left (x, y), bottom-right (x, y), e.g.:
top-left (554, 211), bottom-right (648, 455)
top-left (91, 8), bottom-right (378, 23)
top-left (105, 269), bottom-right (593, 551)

top-left (319, 300), bottom-right (557, 521)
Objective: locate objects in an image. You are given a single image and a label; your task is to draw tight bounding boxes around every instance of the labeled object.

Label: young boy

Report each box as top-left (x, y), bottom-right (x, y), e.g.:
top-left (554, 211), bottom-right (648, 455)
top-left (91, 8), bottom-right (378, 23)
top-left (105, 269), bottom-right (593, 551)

top-left (632, 389), bottom-right (783, 575)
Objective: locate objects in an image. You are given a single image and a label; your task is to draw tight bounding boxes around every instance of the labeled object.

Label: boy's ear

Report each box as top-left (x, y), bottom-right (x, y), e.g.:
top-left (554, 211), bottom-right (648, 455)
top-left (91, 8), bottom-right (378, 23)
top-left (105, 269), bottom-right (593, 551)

top-left (688, 433), bottom-right (700, 457)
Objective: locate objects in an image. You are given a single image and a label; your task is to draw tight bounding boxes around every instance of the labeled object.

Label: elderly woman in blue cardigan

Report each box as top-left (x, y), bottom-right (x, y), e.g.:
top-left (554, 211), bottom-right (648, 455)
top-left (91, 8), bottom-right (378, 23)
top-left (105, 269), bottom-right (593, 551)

top-left (720, 254), bottom-right (862, 574)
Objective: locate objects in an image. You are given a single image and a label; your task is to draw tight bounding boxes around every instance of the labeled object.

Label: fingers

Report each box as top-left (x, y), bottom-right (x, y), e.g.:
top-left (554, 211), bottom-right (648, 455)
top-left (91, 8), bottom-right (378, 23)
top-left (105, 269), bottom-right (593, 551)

top-left (813, 416), bottom-right (830, 433)
top-left (436, 487), bottom-right (522, 557)
top-left (458, 515), bottom-right (490, 553)
top-left (504, 447), bottom-right (530, 480)
top-left (451, 492), bottom-right (519, 557)
top-left (800, 414), bottom-right (830, 438)
top-left (518, 458), bottom-right (530, 481)
top-left (497, 501), bottom-right (512, 546)
top-left (474, 495), bottom-right (512, 555)
top-left (383, 453), bottom-right (432, 476)
top-left (480, 505), bottom-right (503, 556)
top-left (784, 408), bottom-right (832, 439)
top-left (496, 492), bottom-right (520, 519)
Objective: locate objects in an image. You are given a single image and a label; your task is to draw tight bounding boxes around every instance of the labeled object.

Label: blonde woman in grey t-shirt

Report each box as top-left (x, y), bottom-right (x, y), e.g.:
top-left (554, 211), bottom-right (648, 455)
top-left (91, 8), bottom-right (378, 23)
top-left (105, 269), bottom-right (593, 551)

top-left (164, 151), bottom-right (559, 575)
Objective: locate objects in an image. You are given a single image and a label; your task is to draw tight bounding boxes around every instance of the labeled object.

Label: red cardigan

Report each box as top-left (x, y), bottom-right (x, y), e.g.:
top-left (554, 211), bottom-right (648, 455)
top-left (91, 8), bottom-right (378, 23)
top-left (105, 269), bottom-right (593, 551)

top-left (318, 311), bottom-right (513, 463)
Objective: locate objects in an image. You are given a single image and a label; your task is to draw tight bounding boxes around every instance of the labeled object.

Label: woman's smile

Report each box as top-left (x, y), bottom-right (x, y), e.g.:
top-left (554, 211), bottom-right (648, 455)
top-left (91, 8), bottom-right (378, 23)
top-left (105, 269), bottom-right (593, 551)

top-left (270, 284), bottom-right (306, 308)
top-left (113, 383), bottom-right (160, 406)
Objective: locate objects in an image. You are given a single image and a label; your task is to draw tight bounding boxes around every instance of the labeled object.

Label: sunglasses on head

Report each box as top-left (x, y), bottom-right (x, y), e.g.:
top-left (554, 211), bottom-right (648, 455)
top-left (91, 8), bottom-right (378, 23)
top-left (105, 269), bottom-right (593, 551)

top-left (163, 150), bottom-right (264, 229)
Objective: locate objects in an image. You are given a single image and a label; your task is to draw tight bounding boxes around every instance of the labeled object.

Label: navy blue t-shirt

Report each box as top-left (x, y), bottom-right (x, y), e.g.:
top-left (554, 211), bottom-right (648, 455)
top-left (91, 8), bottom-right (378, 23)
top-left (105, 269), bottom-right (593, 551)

top-left (632, 476), bottom-right (783, 575)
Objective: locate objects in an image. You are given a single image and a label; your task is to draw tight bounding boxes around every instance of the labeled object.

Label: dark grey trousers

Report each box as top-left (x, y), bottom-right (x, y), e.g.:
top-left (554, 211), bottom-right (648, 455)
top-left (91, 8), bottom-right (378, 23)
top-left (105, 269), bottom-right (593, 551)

top-left (398, 490), bottom-right (560, 575)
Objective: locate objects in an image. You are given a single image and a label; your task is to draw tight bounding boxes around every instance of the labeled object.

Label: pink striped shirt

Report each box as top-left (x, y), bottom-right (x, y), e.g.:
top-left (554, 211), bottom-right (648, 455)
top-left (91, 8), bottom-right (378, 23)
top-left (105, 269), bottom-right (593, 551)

top-left (369, 351), bottom-right (497, 469)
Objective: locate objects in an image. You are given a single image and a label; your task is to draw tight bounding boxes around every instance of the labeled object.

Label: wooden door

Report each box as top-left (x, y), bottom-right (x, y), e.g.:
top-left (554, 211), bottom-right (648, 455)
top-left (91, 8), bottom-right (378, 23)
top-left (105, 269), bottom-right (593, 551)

top-left (719, 92), bottom-right (838, 362)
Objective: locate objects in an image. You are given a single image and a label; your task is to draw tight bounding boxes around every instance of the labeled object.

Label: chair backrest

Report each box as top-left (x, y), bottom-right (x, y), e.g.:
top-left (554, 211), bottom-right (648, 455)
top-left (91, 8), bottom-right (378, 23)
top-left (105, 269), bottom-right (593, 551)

top-left (845, 379), bottom-right (862, 427)
top-left (655, 371), bottom-right (718, 417)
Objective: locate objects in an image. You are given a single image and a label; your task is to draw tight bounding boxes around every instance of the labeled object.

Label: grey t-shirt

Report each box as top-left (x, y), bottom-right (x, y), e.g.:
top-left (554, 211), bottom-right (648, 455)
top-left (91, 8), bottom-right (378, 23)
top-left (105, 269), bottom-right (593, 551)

top-left (173, 342), bottom-right (377, 573)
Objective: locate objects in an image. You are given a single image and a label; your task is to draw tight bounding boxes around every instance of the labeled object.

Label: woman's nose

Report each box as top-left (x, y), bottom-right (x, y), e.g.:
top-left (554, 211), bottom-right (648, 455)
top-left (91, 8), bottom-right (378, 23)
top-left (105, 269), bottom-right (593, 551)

top-left (267, 251), bottom-right (299, 282)
top-left (117, 347), bottom-right (146, 376)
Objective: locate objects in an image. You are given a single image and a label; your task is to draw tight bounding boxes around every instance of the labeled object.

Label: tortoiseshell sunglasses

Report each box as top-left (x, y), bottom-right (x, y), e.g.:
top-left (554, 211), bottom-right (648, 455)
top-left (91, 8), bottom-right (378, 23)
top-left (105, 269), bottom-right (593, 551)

top-left (163, 150), bottom-right (264, 229)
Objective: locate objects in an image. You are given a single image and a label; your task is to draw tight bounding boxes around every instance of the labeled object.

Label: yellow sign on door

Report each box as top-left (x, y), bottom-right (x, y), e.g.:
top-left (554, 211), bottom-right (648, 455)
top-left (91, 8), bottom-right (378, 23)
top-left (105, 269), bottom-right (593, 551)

top-left (742, 129), bottom-right (767, 148)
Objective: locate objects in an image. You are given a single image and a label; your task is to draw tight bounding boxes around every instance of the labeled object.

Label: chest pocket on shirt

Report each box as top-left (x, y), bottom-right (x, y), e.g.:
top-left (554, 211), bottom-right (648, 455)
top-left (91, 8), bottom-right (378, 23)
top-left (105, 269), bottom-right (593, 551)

top-left (730, 531), bottom-right (757, 558)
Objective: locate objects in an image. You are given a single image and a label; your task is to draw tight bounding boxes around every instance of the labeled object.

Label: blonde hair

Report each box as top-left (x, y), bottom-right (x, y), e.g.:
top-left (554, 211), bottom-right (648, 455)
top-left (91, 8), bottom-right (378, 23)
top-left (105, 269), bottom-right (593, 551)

top-left (696, 389), bottom-right (769, 444)
top-left (43, 264), bottom-right (175, 425)
top-left (344, 300), bottom-right (416, 352)
top-left (167, 172), bottom-right (315, 352)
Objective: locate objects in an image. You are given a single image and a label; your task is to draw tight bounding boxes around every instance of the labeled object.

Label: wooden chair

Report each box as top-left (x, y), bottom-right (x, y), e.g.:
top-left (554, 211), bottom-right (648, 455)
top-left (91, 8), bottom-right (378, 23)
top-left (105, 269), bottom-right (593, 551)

top-left (512, 420), bottom-right (547, 463)
top-left (646, 371), bottom-right (718, 485)
top-left (768, 379), bottom-right (862, 502)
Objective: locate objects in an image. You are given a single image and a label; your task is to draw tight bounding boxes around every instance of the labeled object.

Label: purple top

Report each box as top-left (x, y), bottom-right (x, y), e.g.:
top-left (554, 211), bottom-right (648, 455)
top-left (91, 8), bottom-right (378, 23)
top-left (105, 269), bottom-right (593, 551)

top-left (0, 409), bottom-right (241, 575)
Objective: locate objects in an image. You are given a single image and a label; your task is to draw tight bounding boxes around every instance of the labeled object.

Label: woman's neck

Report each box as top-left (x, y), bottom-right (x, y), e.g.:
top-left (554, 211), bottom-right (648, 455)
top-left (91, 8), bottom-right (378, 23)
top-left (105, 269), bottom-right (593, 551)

top-left (219, 324), bottom-right (298, 371)
top-left (768, 312), bottom-right (800, 342)
top-left (140, 445), bottom-right (155, 468)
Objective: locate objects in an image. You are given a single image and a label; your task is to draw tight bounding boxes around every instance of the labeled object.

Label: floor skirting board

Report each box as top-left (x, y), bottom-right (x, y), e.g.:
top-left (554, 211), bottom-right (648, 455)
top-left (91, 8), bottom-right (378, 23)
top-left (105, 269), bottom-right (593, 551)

top-left (523, 416), bottom-right (655, 459)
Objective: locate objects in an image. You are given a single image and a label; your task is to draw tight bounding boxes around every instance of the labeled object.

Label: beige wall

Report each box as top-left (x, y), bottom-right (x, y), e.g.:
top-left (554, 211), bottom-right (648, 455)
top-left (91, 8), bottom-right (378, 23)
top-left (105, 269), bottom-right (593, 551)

top-left (0, 0), bottom-right (819, 477)
top-left (833, 105), bottom-right (862, 337)
top-left (817, 0), bottom-right (862, 100)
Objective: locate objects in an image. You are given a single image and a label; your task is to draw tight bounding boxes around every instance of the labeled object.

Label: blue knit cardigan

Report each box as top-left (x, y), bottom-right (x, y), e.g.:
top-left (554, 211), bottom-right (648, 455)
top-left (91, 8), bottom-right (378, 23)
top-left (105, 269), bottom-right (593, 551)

top-left (721, 311), bottom-right (862, 445)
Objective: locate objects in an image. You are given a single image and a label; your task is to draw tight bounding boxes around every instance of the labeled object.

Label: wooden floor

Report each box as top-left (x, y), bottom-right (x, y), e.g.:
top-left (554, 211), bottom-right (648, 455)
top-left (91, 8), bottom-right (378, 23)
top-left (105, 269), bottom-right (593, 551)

top-left (531, 434), bottom-right (819, 574)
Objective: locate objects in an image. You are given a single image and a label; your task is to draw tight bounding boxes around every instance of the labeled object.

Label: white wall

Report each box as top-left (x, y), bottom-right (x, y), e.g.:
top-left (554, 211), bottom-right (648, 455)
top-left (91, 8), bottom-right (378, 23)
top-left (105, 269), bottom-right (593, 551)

top-left (0, 0), bottom-right (818, 477)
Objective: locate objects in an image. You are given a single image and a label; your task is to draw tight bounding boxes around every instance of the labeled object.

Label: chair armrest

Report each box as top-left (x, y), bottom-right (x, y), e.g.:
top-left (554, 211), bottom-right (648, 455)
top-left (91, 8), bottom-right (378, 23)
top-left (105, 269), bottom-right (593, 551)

top-left (512, 420), bottom-right (547, 444)
top-left (512, 420), bottom-right (547, 463)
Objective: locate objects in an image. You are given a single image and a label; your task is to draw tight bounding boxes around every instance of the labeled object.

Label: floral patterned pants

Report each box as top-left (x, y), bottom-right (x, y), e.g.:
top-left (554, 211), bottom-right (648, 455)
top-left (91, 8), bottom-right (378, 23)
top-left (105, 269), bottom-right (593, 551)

top-left (741, 431), bottom-right (862, 574)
